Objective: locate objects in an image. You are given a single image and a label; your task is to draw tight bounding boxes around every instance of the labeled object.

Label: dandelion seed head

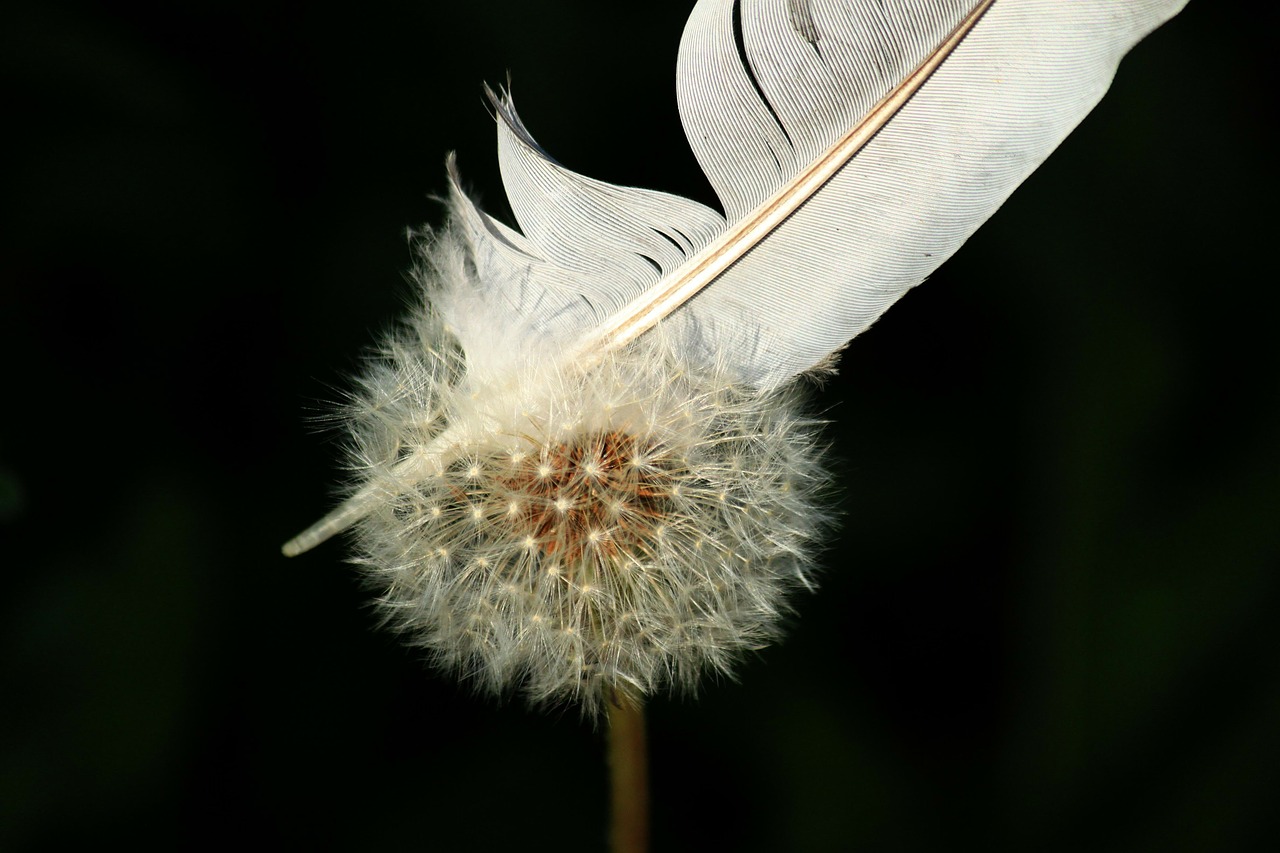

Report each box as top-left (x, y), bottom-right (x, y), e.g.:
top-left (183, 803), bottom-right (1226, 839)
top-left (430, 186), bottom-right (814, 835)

top-left (344, 226), bottom-right (830, 716)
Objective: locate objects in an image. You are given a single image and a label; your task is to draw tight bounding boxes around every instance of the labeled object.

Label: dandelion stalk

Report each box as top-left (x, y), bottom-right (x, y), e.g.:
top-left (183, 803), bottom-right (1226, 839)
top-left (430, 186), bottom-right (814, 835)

top-left (607, 693), bottom-right (648, 853)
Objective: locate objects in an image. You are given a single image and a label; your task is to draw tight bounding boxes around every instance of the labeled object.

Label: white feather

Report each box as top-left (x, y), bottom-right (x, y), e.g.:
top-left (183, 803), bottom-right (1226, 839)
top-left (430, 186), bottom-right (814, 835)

top-left (284, 0), bottom-right (1187, 557)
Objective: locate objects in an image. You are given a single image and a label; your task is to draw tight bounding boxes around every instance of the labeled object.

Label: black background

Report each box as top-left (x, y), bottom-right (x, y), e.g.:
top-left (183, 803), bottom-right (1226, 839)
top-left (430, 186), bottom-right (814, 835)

top-left (2, 2), bottom-right (1275, 850)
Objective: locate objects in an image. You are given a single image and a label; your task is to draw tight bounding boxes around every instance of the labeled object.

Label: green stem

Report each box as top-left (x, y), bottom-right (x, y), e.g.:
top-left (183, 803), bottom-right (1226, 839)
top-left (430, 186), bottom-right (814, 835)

top-left (607, 693), bottom-right (649, 853)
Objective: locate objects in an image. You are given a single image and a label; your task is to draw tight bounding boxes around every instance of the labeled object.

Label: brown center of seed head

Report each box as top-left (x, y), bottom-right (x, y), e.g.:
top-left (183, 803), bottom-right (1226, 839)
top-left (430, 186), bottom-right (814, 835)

top-left (493, 430), bottom-right (672, 571)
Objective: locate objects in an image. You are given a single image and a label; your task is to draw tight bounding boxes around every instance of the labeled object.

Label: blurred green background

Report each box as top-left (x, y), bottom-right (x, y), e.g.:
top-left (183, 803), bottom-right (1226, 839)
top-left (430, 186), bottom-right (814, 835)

top-left (2, 1), bottom-right (1274, 850)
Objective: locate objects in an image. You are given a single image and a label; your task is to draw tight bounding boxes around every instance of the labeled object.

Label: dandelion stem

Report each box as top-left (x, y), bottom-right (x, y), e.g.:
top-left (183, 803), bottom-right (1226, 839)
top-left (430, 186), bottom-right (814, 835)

top-left (607, 693), bottom-right (649, 853)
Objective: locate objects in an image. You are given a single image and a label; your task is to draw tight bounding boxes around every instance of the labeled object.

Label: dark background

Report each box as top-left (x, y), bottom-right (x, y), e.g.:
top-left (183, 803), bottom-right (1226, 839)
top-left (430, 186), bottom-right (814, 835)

top-left (2, 2), bottom-right (1274, 850)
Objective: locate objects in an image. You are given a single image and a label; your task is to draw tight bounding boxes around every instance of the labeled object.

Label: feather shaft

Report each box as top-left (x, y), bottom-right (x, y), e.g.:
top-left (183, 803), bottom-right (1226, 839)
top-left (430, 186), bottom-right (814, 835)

top-left (282, 429), bottom-right (464, 556)
top-left (282, 492), bottom-right (376, 557)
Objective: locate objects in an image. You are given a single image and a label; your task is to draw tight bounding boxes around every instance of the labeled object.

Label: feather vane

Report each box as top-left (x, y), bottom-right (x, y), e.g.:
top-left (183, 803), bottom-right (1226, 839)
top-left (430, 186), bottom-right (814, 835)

top-left (283, 0), bottom-right (1188, 656)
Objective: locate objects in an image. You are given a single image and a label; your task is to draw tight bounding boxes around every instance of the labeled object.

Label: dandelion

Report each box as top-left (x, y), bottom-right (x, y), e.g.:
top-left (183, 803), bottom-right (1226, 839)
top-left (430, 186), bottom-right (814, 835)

top-left (340, 223), bottom-right (828, 715)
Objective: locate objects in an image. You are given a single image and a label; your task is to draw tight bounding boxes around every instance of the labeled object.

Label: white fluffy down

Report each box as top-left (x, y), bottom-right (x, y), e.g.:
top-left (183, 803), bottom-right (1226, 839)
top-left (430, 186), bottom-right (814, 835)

top-left (344, 220), bottom-right (830, 714)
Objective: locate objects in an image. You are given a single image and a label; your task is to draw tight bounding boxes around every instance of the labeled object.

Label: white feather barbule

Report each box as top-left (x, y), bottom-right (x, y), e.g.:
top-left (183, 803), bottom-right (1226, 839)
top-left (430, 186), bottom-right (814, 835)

top-left (285, 0), bottom-right (1187, 711)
